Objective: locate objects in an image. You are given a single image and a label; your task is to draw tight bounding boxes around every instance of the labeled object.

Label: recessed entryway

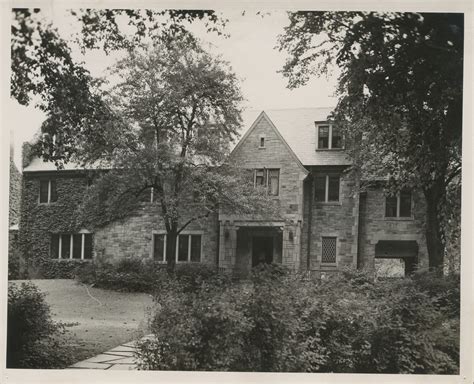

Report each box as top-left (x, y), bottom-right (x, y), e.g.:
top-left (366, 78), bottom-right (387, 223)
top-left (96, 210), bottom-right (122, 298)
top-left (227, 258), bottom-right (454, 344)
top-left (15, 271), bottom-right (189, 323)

top-left (252, 236), bottom-right (274, 267)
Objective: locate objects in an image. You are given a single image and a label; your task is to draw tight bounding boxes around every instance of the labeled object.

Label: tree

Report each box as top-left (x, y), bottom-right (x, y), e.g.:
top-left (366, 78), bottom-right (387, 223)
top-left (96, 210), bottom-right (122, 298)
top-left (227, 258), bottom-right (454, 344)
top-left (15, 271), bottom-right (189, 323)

top-left (72, 40), bottom-right (276, 271)
top-left (278, 11), bottom-right (463, 270)
top-left (11, 8), bottom-right (227, 165)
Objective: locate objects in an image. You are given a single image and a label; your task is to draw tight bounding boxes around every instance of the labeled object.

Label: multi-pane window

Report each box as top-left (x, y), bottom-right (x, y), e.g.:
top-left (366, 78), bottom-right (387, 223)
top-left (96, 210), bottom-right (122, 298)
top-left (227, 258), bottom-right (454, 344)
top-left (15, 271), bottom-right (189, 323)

top-left (321, 237), bottom-right (337, 264)
top-left (153, 233), bottom-right (202, 263)
top-left (316, 124), bottom-right (343, 149)
top-left (314, 175), bottom-right (340, 202)
top-left (385, 190), bottom-right (412, 218)
top-left (51, 233), bottom-right (93, 259)
top-left (39, 180), bottom-right (57, 203)
top-left (254, 169), bottom-right (280, 196)
top-left (318, 126), bottom-right (330, 148)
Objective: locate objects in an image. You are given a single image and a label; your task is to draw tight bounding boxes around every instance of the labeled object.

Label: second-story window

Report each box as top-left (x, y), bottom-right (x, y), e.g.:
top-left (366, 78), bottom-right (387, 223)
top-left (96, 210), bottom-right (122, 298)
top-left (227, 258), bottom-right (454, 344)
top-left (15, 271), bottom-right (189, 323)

top-left (39, 179), bottom-right (57, 204)
top-left (385, 190), bottom-right (412, 218)
top-left (314, 174), bottom-right (340, 203)
top-left (316, 124), bottom-right (343, 149)
top-left (254, 169), bottom-right (280, 196)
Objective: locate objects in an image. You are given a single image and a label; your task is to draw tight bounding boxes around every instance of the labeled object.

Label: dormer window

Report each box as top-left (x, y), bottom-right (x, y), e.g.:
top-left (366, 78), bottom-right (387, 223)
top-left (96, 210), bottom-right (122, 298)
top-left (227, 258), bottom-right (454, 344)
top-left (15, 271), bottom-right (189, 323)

top-left (316, 124), bottom-right (343, 150)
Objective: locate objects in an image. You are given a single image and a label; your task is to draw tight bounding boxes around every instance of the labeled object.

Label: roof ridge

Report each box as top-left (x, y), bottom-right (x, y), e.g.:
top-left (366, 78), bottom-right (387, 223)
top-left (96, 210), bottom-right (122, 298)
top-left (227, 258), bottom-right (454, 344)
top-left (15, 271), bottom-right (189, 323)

top-left (243, 106), bottom-right (335, 113)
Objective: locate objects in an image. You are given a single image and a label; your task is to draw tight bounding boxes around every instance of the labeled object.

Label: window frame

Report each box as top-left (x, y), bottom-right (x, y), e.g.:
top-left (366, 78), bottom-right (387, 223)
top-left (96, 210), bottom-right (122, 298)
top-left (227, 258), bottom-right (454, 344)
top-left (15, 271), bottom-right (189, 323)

top-left (253, 168), bottom-right (280, 196)
top-left (321, 236), bottom-right (338, 265)
top-left (151, 231), bottom-right (204, 263)
top-left (384, 190), bottom-right (413, 219)
top-left (39, 179), bottom-right (58, 204)
top-left (314, 174), bottom-right (341, 204)
top-left (316, 123), bottom-right (344, 150)
top-left (51, 231), bottom-right (93, 260)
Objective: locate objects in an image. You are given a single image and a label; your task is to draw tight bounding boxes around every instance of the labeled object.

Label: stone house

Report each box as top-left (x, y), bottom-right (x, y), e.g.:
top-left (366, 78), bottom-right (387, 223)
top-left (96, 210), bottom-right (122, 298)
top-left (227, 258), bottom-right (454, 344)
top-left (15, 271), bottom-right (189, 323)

top-left (19, 107), bottom-right (428, 277)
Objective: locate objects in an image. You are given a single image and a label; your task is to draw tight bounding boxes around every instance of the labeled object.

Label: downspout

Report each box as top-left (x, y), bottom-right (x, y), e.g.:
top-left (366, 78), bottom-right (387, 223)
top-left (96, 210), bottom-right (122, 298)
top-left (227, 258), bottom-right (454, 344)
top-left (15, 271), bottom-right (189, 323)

top-left (306, 172), bottom-right (313, 271)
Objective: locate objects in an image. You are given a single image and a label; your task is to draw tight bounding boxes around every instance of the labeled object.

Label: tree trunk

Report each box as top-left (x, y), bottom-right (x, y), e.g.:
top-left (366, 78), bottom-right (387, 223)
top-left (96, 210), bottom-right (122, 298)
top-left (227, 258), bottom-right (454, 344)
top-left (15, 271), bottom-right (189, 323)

top-left (166, 230), bottom-right (177, 273)
top-left (424, 185), bottom-right (445, 271)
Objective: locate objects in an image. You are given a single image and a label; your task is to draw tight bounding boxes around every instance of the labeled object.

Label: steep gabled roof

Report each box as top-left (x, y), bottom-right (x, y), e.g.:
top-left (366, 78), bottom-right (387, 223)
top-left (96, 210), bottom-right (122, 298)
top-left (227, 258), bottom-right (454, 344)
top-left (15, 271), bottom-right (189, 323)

top-left (231, 111), bottom-right (308, 175)
top-left (238, 107), bottom-right (351, 166)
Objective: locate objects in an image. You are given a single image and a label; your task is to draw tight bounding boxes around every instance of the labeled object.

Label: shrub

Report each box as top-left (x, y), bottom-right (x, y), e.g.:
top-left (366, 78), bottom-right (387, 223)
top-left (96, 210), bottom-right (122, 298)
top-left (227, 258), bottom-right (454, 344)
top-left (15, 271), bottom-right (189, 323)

top-left (7, 282), bottom-right (74, 368)
top-left (35, 259), bottom-right (91, 279)
top-left (136, 268), bottom-right (460, 373)
top-left (76, 258), bottom-right (219, 293)
top-left (8, 252), bottom-right (21, 280)
top-left (173, 263), bottom-right (219, 292)
top-left (136, 278), bottom-right (251, 371)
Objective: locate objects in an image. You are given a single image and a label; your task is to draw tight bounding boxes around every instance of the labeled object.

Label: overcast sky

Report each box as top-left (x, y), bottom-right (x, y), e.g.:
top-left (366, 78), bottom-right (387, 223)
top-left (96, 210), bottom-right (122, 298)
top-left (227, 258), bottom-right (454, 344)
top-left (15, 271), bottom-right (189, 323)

top-left (8, 8), bottom-right (339, 168)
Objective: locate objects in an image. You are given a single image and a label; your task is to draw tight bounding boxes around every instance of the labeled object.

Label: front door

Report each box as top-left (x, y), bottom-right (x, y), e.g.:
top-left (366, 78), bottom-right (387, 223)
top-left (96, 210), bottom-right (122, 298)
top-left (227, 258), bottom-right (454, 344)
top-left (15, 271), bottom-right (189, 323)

top-left (252, 236), bottom-right (273, 267)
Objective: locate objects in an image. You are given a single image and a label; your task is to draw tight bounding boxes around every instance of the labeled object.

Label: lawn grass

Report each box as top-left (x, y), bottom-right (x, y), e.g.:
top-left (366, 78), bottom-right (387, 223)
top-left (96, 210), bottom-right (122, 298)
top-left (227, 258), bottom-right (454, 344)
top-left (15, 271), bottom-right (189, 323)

top-left (9, 279), bottom-right (154, 364)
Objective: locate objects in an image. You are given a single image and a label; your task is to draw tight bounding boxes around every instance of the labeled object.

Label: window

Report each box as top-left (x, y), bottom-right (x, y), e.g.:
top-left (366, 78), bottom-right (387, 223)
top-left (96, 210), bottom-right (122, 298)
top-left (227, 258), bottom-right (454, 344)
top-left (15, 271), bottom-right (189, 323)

top-left (153, 233), bottom-right (202, 263)
top-left (39, 180), bottom-right (57, 203)
top-left (316, 124), bottom-right (343, 149)
top-left (254, 169), bottom-right (280, 196)
top-left (385, 190), bottom-right (412, 218)
top-left (314, 174), bottom-right (340, 202)
top-left (259, 135), bottom-right (265, 148)
top-left (321, 237), bottom-right (337, 264)
top-left (51, 233), bottom-right (93, 259)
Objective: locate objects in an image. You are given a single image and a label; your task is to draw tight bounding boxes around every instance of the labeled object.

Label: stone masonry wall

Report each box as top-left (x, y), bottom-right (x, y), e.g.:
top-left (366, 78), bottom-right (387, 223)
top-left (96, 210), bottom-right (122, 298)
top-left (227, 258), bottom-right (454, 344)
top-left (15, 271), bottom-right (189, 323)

top-left (358, 188), bottom-right (428, 269)
top-left (220, 113), bottom-right (308, 271)
top-left (21, 172), bottom-right (218, 268)
top-left (228, 114), bottom-right (308, 222)
top-left (301, 168), bottom-right (358, 271)
top-left (94, 205), bottom-right (218, 266)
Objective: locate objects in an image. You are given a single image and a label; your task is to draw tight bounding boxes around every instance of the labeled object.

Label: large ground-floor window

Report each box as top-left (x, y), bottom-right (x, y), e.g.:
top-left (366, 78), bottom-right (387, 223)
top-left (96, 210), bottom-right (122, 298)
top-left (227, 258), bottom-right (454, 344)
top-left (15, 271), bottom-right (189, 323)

top-left (153, 233), bottom-right (202, 263)
top-left (51, 233), bottom-right (93, 259)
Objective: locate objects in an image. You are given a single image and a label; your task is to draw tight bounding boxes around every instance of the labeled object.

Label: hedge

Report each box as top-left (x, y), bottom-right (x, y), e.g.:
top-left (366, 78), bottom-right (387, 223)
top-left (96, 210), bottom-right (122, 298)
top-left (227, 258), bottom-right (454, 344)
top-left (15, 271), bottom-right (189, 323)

top-left (135, 266), bottom-right (460, 373)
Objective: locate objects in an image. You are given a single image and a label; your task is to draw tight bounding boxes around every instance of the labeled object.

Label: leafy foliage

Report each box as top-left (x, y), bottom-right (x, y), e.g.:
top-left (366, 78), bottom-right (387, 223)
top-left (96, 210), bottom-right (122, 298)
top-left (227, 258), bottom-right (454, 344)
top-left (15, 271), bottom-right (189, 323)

top-left (75, 258), bottom-right (219, 293)
top-left (136, 267), bottom-right (459, 373)
top-left (71, 40), bottom-right (276, 271)
top-left (7, 282), bottom-right (74, 368)
top-left (278, 12), bottom-right (463, 268)
top-left (11, 8), bottom-right (227, 168)
top-left (36, 259), bottom-right (91, 279)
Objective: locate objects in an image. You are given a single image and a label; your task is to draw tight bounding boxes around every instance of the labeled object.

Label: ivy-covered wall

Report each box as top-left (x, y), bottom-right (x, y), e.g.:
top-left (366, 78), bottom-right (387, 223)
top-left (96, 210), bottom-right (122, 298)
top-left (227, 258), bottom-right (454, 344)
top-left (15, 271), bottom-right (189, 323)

top-left (9, 157), bottom-right (21, 227)
top-left (19, 170), bottom-right (219, 276)
top-left (19, 171), bottom-right (90, 273)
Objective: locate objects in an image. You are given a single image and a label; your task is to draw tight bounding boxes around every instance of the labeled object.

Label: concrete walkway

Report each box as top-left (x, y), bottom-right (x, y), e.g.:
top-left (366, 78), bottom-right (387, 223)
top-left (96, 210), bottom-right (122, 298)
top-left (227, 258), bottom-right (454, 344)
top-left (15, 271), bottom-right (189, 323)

top-left (69, 336), bottom-right (152, 370)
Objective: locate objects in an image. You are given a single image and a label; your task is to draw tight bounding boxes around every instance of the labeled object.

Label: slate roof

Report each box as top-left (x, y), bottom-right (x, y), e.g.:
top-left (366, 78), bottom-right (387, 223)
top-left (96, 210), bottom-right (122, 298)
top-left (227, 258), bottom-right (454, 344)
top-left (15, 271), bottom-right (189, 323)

top-left (23, 157), bottom-right (84, 172)
top-left (23, 157), bottom-right (108, 173)
top-left (238, 107), bottom-right (352, 166)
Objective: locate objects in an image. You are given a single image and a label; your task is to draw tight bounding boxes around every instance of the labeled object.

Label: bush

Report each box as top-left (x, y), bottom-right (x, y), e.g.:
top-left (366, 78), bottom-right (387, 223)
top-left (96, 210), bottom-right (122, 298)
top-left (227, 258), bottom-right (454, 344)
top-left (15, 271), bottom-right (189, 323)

top-left (76, 258), bottom-right (219, 293)
top-left (34, 259), bottom-right (91, 279)
top-left (8, 252), bottom-right (21, 280)
top-left (136, 267), bottom-right (460, 373)
top-left (7, 282), bottom-right (74, 368)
